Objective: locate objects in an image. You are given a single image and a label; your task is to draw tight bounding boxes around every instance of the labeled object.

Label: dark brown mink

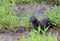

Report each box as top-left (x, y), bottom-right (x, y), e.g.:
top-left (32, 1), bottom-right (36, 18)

top-left (29, 16), bottom-right (55, 31)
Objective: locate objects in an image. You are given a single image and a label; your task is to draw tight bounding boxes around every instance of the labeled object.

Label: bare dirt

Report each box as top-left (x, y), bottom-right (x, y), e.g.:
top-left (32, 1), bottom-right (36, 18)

top-left (0, 27), bottom-right (60, 41)
top-left (0, 31), bottom-right (30, 41)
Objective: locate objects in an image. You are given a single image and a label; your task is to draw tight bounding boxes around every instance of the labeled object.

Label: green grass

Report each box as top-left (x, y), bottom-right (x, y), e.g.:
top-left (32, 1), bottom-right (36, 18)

top-left (20, 26), bottom-right (58, 41)
top-left (20, 30), bottom-right (58, 41)
top-left (0, 0), bottom-right (33, 32)
top-left (15, 0), bottom-right (60, 5)
top-left (45, 6), bottom-right (60, 27)
top-left (0, 0), bottom-right (59, 5)
top-left (0, 0), bottom-right (20, 32)
top-left (16, 0), bottom-right (37, 4)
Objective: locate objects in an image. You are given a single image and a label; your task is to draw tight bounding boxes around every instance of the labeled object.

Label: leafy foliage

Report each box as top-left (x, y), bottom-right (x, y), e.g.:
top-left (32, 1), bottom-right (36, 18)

top-left (20, 30), bottom-right (58, 41)
top-left (16, 0), bottom-right (60, 5)
top-left (0, 0), bottom-right (20, 31)
top-left (0, 0), bottom-right (59, 5)
top-left (45, 6), bottom-right (60, 27)
top-left (41, 0), bottom-right (60, 5)
top-left (16, 0), bottom-right (37, 4)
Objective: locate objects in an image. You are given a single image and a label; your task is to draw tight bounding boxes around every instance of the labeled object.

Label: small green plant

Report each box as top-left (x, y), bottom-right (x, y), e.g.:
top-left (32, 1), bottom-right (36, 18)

top-left (20, 29), bottom-right (58, 41)
top-left (0, 8), bottom-right (20, 31)
top-left (39, 0), bottom-right (60, 5)
top-left (20, 25), bottom-right (58, 41)
top-left (16, 0), bottom-right (60, 5)
top-left (20, 36), bottom-right (26, 41)
top-left (45, 0), bottom-right (59, 4)
top-left (0, 0), bottom-right (20, 32)
top-left (1, 0), bottom-right (60, 5)
top-left (45, 6), bottom-right (60, 27)
top-left (16, 0), bottom-right (37, 4)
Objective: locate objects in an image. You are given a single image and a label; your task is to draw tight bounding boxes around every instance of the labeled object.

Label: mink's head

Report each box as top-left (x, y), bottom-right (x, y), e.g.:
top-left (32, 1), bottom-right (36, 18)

top-left (29, 16), bottom-right (38, 22)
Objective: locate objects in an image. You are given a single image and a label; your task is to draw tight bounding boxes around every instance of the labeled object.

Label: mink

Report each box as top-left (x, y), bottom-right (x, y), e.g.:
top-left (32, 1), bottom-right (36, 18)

top-left (29, 16), bottom-right (55, 31)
